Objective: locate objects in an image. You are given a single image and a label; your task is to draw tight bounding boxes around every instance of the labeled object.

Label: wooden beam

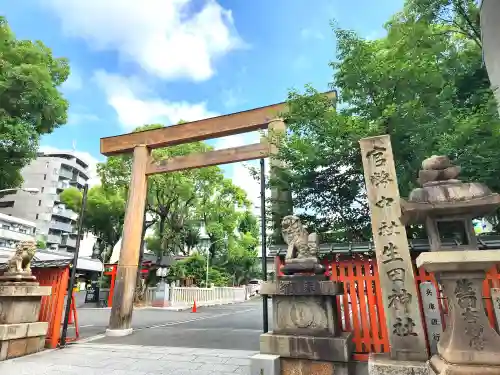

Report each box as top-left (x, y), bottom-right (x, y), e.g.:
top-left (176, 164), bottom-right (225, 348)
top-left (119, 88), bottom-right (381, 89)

top-left (146, 142), bottom-right (270, 175)
top-left (100, 90), bottom-right (336, 156)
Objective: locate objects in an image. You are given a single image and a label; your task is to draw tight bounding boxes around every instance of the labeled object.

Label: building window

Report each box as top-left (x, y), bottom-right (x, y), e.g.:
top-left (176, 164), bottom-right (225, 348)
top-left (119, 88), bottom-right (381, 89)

top-left (36, 214), bottom-right (39, 220)
top-left (45, 162), bottom-right (49, 168)
top-left (41, 187), bottom-right (44, 193)
top-left (44, 174), bottom-right (47, 180)
top-left (38, 200), bottom-right (41, 206)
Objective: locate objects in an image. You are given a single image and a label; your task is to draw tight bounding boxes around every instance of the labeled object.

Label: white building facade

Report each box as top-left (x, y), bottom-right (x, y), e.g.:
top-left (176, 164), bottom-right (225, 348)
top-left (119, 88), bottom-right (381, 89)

top-left (481, 0), bottom-right (500, 114)
top-left (0, 212), bottom-right (36, 257)
top-left (0, 151), bottom-right (89, 252)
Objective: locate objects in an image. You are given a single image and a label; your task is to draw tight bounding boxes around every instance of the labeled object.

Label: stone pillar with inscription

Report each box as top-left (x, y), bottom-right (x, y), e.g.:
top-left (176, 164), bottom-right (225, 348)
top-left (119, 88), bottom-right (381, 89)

top-left (359, 135), bottom-right (428, 363)
top-left (0, 241), bottom-right (51, 361)
top-left (253, 215), bottom-right (353, 375)
top-left (402, 155), bottom-right (500, 375)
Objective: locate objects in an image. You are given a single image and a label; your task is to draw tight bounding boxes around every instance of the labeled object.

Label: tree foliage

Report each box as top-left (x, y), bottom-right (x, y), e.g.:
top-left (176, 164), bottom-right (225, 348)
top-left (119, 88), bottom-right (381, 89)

top-left (97, 123), bottom-right (260, 282)
top-left (278, 0), bottom-right (500, 240)
top-left (60, 186), bottom-right (125, 262)
top-left (0, 16), bottom-right (70, 190)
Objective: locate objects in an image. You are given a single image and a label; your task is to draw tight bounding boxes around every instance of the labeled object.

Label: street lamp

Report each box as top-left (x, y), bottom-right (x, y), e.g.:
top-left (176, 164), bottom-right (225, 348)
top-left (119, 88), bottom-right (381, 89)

top-left (199, 236), bottom-right (226, 288)
top-left (0, 187), bottom-right (40, 194)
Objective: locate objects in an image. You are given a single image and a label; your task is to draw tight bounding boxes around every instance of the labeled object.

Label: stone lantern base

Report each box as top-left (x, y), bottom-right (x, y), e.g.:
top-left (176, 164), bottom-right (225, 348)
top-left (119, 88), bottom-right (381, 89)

top-left (254, 275), bottom-right (353, 375)
top-left (417, 251), bottom-right (500, 375)
top-left (0, 283), bottom-right (52, 361)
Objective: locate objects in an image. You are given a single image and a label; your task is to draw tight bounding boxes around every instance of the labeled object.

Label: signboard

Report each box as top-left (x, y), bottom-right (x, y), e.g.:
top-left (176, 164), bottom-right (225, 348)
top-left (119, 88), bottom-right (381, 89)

top-left (419, 282), bottom-right (443, 355)
top-left (359, 135), bottom-right (428, 361)
top-left (85, 285), bottom-right (99, 303)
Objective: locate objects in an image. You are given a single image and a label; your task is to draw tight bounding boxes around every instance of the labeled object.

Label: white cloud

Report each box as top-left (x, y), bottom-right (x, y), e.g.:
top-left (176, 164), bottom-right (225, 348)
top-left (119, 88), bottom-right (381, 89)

top-left (215, 133), bottom-right (269, 215)
top-left (93, 70), bottom-right (218, 130)
top-left (44, 0), bottom-right (245, 82)
top-left (300, 28), bottom-right (324, 41)
top-left (39, 146), bottom-right (102, 187)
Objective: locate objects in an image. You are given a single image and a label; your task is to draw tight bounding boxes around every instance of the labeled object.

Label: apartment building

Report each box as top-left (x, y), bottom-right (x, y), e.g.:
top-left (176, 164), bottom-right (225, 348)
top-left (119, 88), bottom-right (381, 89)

top-left (0, 151), bottom-right (89, 252)
top-left (0, 212), bottom-right (36, 257)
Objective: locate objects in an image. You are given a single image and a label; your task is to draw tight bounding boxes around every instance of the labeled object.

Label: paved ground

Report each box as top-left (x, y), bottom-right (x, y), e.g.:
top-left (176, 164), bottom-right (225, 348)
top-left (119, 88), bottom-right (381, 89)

top-left (0, 298), bottom-right (269, 374)
top-left (0, 343), bottom-right (256, 374)
top-left (92, 298), bottom-right (270, 350)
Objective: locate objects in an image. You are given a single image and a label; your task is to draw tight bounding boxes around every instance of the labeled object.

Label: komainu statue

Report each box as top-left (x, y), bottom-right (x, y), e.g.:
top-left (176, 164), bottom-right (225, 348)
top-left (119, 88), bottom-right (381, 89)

top-left (282, 215), bottom-right (319, 260)
top-left (281, 215), bottom-right (324, 275)
top-left (6, 240), bottom-right (37, 275)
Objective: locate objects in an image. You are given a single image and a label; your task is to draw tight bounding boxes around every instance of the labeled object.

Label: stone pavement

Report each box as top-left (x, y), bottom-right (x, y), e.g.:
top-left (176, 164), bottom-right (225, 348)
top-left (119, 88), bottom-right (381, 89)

top-left (0, 343), bottom-right (256, 375)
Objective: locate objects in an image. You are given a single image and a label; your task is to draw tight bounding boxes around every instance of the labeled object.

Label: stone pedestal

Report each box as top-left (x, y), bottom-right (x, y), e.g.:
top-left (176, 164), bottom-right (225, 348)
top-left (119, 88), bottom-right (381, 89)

top-left (257, 275), bottom-right (353, 375)
top-left (151, 281), bottom-right (170, 307)
top-left (417, 251), bottom-right (500, 375)
top-left (368, 354), bottom-right (431, 375)
top-left (0, 283), bottom-right (51, 361)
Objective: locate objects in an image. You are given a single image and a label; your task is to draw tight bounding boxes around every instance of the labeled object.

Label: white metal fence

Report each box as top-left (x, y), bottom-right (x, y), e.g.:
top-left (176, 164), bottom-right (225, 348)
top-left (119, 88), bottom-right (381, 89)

top-left (169, 286), bottom-right (247, 308)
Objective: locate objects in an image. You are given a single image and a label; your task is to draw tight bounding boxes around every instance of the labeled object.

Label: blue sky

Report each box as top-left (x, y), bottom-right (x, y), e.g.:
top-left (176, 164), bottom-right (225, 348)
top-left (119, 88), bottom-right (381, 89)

top-left (2, 0), bottom-right (404, 208)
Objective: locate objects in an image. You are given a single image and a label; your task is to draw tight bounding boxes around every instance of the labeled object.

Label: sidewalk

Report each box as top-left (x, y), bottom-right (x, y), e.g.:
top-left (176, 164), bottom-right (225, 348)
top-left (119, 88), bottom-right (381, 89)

top-left (0, 342), bottom-right (256, 375)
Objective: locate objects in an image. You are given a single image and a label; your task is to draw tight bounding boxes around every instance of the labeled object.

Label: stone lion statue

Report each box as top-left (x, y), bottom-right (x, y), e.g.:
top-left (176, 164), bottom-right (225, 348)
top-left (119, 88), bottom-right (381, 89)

top-left (281, 215), bottom-right (319, 260)
top-left (6, 240), bottom-right (37, 275)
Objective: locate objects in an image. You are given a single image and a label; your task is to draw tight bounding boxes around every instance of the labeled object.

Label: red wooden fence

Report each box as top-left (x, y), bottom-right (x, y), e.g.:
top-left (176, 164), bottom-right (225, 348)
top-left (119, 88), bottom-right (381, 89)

top-left (32, 267), bottom-right (79, 348)
top-left (33, 267), bottom-right (69, 348)
top-left (275, 255), bottom-right (500, 361)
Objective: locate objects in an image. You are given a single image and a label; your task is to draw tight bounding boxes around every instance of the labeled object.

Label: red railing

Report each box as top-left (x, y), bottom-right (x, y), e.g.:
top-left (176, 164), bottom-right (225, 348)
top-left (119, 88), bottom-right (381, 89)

top-left (275, 255), bottom-right (500, 361)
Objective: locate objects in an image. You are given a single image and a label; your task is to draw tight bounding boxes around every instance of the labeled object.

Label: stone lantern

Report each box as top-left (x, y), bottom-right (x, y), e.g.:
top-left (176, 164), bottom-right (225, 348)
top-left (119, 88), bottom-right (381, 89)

top-left (401, 155), bottom-right (500, 375)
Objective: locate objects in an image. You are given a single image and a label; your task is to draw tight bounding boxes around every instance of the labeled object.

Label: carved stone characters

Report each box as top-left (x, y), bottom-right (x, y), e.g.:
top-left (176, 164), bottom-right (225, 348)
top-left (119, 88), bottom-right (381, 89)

top-left (281, 215), bottom-right (319, 261)
top-left (6, 240), bottom-right (37, 275)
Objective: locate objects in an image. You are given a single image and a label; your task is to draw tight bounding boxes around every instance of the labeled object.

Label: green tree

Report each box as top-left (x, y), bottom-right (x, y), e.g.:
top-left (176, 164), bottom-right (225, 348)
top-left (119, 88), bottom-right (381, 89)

top-left (36, 240), bottom-right (47, 249)
top-left (60, 186), bottom-right (126, 262)
top-left (197, 176), bottom-right (251, 259)
top-left (98, 123), bottom-right (253, 262)
top-left (0, 16), bottom-right (69, 190)
top-left (278, 0), bottom-right (500, 239)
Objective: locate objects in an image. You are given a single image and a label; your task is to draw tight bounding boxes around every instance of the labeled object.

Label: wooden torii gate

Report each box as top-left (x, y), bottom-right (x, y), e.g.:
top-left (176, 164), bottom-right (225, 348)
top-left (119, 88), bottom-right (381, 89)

top-left (100, 92), bottom-right (335, 335)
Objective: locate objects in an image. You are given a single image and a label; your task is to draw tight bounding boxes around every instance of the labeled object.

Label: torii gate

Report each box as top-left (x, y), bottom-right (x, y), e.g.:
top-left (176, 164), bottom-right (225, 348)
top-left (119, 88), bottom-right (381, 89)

top-left (100, 92), bottom-right (335, 336)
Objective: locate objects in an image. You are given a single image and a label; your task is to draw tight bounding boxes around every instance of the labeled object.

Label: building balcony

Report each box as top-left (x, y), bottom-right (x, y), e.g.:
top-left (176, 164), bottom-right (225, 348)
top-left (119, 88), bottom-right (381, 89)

top-left (57, 181), bottom-right (70, 190)
top-left (61, 236), bottom-right (77, 248)
top-left (49, 221), bottom-right (73, 233)
top-left (52, 207), bottom-right (78, 221)
top-left (47, 234), bottom-right (61, 244)
top-left (77, 176), bottom-right (87, 185)
top-left (58, 168), bottom-right (73, 179)
top-left (0, 228), bottom-right (35, 243)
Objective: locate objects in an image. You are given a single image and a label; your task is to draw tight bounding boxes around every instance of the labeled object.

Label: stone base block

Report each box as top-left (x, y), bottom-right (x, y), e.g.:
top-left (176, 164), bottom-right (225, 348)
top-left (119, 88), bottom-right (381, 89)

top-left (0, 336), bottom-right (45, 361)
top-left (105, 328), bottom-right (133, 337)
top-left (0, 285), bottom-right (52, 324)
top-left (281, 358), bottom-right (348, 375)
top-left (260, 332), bottom-right (353, 362)
top-left (251, 353), bottom-right (281, 375)
top-left (368, 354), bottom-right (430, 375)
top-left (430, 355), bottom-right (500, 375)
top-left (0, 322), bottom-right (48, 341)
top-left (0, 322), bottom-right (48, 361)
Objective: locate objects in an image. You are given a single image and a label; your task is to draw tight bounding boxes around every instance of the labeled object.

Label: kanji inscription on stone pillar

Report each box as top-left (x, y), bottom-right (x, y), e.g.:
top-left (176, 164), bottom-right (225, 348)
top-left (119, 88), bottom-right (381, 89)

top-left (359, 135), bottom-right (428, 361)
